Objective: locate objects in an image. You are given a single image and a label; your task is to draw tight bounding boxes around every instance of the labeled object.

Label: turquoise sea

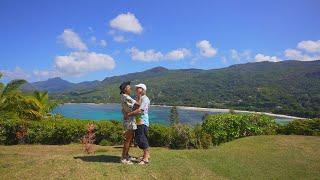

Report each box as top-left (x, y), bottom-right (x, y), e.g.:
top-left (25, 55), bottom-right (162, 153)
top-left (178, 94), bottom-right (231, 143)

top-left (53, 103), bottom-right (293, 125)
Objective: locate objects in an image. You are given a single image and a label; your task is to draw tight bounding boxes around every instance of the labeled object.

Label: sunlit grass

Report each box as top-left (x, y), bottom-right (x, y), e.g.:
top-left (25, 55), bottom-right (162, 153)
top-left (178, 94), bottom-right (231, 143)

top-left (0, 135), bottom-right (319, 179)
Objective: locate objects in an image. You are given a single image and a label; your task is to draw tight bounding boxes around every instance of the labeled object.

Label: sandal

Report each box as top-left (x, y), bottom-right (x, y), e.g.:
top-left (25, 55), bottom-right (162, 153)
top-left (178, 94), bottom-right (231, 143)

top-left (127, 155), bottom-right (138, 161)
top-left (139, 156), bottom-right (151, 162)
top-left (138, 159), bottom-right (149, 165)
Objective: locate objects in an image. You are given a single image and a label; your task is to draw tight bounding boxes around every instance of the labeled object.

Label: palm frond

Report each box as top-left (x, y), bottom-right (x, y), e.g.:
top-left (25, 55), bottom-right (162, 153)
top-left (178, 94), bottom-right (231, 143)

top-left (1, 79), bottom-right (27, 97)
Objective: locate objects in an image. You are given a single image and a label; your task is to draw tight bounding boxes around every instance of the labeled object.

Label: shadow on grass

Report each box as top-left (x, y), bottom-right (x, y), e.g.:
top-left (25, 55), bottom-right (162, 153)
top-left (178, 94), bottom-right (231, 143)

top-left (74, 155), bottom-right (120, 163)
top-left (112, 146), bottom-right (123, 149)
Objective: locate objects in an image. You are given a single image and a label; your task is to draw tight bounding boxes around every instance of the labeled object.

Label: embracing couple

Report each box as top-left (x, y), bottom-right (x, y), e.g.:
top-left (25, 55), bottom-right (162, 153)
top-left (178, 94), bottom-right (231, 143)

top-left (119, 81), bottom-right (150, 165)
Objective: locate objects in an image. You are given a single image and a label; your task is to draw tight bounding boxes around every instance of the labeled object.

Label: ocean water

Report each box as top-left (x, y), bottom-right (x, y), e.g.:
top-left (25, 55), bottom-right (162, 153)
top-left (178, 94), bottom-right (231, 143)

top-left (53, 103), bottom-right (293, 125)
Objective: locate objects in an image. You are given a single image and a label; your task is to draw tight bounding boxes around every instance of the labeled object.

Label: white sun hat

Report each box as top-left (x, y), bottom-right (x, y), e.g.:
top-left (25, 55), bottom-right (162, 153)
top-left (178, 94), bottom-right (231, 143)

top-left (135, 83), bottom-right (147, 91)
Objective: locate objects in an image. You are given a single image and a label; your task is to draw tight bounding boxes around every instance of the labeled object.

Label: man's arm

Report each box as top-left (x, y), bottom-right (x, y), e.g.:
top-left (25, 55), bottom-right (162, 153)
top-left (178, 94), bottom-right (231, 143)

top-left (127, 108), bottom-right (143, 116)
top-left (127, 95), bottom-right (140, 106)
top-left (128, 95), bottom-right (146, 116)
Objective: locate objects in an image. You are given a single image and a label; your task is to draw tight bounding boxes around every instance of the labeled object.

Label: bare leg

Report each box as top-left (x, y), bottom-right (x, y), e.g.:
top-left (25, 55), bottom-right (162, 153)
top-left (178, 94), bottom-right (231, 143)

top-left (122, 130), bottom-right (133, 159)
top-left (143, 148), bottom-right (150, 161)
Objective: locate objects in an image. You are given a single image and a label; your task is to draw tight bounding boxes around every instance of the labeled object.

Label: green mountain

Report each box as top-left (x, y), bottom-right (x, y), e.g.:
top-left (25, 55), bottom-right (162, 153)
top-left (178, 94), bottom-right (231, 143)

top-left (25, 60), bottom-right (320, 118)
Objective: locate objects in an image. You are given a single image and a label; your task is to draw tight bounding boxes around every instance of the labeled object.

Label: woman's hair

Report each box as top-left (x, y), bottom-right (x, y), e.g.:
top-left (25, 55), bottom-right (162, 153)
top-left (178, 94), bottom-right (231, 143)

top-left (119, 81), bottom-right (131, 94)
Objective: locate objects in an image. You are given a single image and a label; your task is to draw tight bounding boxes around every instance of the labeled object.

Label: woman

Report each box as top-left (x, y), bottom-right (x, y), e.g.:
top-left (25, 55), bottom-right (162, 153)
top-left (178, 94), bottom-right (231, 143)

top-left (119, 81), bottom-right (139, 164)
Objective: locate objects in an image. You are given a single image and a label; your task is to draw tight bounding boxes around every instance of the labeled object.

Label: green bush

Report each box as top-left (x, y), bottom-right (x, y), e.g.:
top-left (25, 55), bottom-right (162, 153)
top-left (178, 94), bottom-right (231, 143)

top-left (193, 123), bottom-right (212, 149)
top-left (200, 133), bottom-right (212, 149)
top-left (202, 113), bottom-right (277, 145)
top-left (95, 120), bottom-right (123, 145)
top-left (148, 124), bottom-right (170, 147)
top-left (0, 116), bottom-right (123, 145)
top-left (169, 124), bottom-right (196, 149)
top-left (99, 139), bottom-right (111, 146)
top-left (277, 118), bottom-right (320, 136)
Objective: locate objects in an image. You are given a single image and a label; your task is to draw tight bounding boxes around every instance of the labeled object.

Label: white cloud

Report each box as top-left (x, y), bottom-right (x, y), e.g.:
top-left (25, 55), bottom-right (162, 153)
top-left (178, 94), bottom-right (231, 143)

top-left (58, 29), bottom-right (87, 51)
top-left (297, 40), bottom-right (320, 53)
top-left (230, 49), bottom-right (252, 61)
top-left (33, 70), bottom-right (61, 78)
top-left (282, 40), bottom-right (320, 61)
top-left (127, 47), bottom-right (191, 62)
top-left (108, 30), bottom-right (128, 43)
top-left (284, 48), bottom-right (320, 61)
top-left (127, 47), bottom-right (163, 62)
top-left (165, 48), bottom-right (190, 60)
top-left (113, 35), bottom-right (127, 43)
top-left (90, 36), bottom-right (107, 47)
top-left (255, 53), bottom-right (281, 62)
top-left (54, 52), bottom-right (116, 76)
top-left (110, 12), bottom-right (143, 34)
top-left (196, 40), bottom-right (217, 57)
top-left (230, 49), bottom-right (240, 61)
top-left (1, 67), bottom-right (30, 80)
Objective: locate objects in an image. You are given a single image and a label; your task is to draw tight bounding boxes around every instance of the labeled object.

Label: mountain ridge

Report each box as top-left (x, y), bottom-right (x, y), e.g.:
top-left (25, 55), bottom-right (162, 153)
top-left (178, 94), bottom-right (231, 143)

top-left (21, 60), bottom-right (320, 118)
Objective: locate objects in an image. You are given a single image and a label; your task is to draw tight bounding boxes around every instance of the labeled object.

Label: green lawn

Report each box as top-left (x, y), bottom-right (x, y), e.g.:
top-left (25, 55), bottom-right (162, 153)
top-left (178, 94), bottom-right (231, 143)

top-left (0, 135), bottom-right (319, 180)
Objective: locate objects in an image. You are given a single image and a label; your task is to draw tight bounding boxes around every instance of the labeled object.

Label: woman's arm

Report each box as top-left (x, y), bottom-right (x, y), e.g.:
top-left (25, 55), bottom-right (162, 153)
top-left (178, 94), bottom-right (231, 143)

top-left (122, 108), bottom-right (129, 120)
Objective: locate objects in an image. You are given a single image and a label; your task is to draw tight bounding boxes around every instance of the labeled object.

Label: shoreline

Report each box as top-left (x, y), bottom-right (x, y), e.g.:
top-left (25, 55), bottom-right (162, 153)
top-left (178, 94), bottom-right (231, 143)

top-left (62, 103), bottom-right (305, 120)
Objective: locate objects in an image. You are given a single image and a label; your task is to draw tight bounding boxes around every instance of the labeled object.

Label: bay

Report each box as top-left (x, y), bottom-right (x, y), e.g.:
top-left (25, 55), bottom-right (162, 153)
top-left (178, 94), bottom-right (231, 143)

top-left (53, 103), bottom-right (294, 125)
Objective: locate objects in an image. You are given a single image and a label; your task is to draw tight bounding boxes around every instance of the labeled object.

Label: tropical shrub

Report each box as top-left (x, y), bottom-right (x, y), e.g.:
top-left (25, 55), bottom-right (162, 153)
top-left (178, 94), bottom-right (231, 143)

top-left (277, 118), bottom-right (320, 136)
top-left (202, 113), bottom-right (277, 145)
top-left (0, 116), bottom-right (124, 145)
top-left (95, 120), bottom-right (123, 145)
top-left (169, 124), bottom-right (196, 149)
top-left (99, 139), bottom-right (111, 146)
top-left (193, 123), bottom-right (212, 149)
top-left (148, 124), bottom-right (170, 147)
top-left (0, 74), bottom-right (58, 120)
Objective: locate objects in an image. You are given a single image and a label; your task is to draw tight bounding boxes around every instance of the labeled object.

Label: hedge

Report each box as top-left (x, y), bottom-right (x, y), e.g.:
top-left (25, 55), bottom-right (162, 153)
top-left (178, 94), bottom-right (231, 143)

top-left (0, 116), bottom-right (123, 145)
top-left (277, 118), bottom-right (320, 136)
top-left (201, 113), bottom-right (278, 145)
top-left (1, 113), bottom-right (318, 148)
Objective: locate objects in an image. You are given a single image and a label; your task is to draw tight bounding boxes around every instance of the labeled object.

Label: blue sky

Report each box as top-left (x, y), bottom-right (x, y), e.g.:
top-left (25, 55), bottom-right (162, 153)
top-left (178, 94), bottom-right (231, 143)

top-left (1, 0), bottom-right (320, 83)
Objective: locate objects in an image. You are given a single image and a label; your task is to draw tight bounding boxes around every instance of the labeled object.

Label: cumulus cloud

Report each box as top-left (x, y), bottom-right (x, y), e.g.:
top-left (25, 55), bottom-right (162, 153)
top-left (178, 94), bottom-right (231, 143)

top-left (113, 35), bottom-right (127, 43)
top-left (127, 47), bottom-right (163, 62)
top-left (54, 52), bottom-right (116, 76)
top-left (230, 49), bottom-right (252, 61)
top-left (196, 40), bottom-right (217, 57)
top-left (127, 47), bottom-right (191, 62)
top-left (297, 40), bottom-right (320, 53)
top-left (255, 53), bottom-right (281, 62)
top-left (90, 36), bottom-right (107, 47)
top-left (165, 48), bottom-right (191, 60)
top-left (110, 12), bottom-right (143, 34)
top-left (33, 70), bottom-right (61, 78)
top-left (284, 48), bottom-right (320, 61)
top-left (1, 67), bottom-right (30, 80)
top-left (282, 40), bottom-right (320, 61)
top-left (58, 29), bottom-right (87, 51)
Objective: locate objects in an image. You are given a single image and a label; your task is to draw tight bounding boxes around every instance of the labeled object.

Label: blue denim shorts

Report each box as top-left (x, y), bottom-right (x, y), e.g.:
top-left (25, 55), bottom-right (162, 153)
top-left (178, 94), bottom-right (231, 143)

top-left (135, 124), bottom-right (149, 149)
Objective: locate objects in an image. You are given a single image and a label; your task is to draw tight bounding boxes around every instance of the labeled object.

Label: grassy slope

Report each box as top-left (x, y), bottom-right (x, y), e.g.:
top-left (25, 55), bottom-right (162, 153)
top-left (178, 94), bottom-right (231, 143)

top-left (0, 135), bottom-right (319, 180)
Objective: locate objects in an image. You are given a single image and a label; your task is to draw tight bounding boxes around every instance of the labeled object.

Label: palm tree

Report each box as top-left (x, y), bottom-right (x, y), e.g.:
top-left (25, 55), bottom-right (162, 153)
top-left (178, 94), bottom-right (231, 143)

top-left (0, 74), bottom-right (42, 120)
top-left (33, 91), bottom-right (58, 117)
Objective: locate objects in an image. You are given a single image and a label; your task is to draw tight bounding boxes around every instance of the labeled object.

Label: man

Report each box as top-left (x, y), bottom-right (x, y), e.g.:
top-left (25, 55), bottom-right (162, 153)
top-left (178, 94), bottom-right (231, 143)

top-left (127, 83), bottom-right (150, 165)
top-left (119, 81), bottom-right (139, 164)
